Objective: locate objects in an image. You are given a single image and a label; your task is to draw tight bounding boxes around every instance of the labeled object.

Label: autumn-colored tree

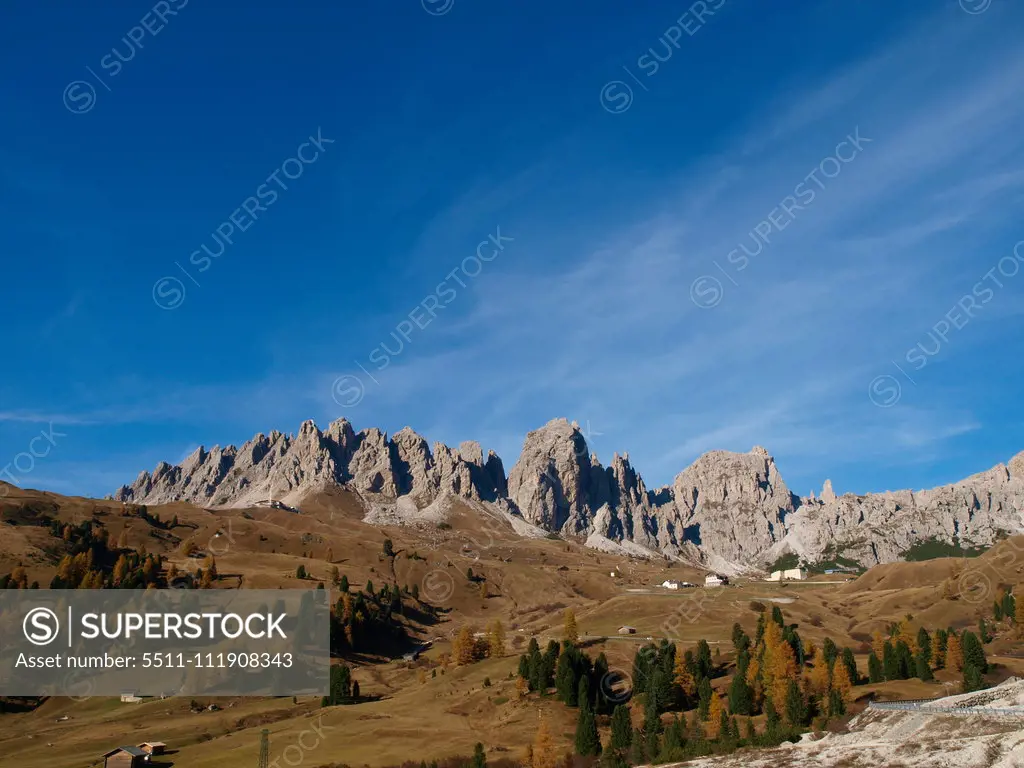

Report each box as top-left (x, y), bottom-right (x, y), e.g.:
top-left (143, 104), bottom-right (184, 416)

top-left (762, 619), bottom-right (798, 706)
top-left (205, 555), bottom-right (218, 580)
top-left (532, 717), bottom-right (558, 768)
top-left (896, 618), bottom-right (918, 654)
top-left (480, 582), bottom-right (489, 600)
top-left (454, 626), bottom-right (478, 665)
top-left (744, 656), bottom-right (764, 708)
top-left (807, 647), bottom-right (831, 696)
top-left (488, 620), bottom-right (506, 658)
top-left (167, 563), bottom-right (178, 582)
top-left (515, 676), bottom-right (530, 700)
top-left (9, 566), bottom-right (28, 589)
top-left (563, 609), bottom-right (579, 645)
top-left (674, 648), bottom-right (696, 698)
top-left (182, 540), bottom-right (197, 556)
top-left (707, 690), bottom-right (723, 726)
top-left (831, 658), bottom-right (853, 705)
top-left (871, 630), bottom-right (887, 659)
top-left (946, 633), bottom-right (964, 672)
top-left (113, 554), bottom-right (130, 586)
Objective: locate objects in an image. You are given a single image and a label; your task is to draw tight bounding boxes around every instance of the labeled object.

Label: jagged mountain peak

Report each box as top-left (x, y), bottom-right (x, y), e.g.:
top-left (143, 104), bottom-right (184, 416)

top-left (111, 419), bottom-right (1024, 570)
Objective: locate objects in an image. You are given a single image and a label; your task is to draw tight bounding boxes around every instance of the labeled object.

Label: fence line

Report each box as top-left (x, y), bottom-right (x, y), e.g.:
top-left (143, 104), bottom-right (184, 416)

top-left (868, 700), bottom-right (1024, 718)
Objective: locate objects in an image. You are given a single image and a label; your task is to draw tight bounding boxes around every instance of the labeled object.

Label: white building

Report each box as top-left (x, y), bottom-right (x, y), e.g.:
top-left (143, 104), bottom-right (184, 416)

top-left (705, 574), bottom-right (728, 587)
top-left (661, 579), bottom-right (681, 590)
top-left (766, 568), bottom-right (806, 581)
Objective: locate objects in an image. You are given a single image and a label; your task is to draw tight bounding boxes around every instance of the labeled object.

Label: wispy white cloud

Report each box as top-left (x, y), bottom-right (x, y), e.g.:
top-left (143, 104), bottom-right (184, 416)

top-left (9, 7), bottom-right (1024, 501)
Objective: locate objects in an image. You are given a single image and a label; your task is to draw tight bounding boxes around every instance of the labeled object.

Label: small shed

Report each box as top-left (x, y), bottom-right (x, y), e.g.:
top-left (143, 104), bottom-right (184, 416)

top-left (138, 742), bottom-right (166, 755)
top-left (617, 626), bottom-right (636, 635)
top-left (103, 746), bottom-right (148, 768)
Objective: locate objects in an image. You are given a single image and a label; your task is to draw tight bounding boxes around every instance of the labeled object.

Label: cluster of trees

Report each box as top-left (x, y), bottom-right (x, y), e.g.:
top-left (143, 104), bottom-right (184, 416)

top-left (329, 576), bottom-right (417, 654)
top-left (322, 664), bottom-right (361, 706)
top-left (614, 609), bottom-right (857, 765)
top-left (866, 618), bottom-right (989, 692)
top-left (453, 621), bottom-right (506, 665)
top-left (516, 607), bottom-right (901, 767)
top-left (993, 588), bottom-right (1018, 625)
top-left (122, 504), bottom-right (176, 530)
top-left (2, 521), bottom-right (168, 590)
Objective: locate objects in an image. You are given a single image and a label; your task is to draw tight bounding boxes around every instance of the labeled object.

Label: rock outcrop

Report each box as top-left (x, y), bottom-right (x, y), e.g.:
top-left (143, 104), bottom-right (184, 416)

top-left (114, 419), bottom-right (504, 509)
top-left (113, 417), bottom-right (1024, 569)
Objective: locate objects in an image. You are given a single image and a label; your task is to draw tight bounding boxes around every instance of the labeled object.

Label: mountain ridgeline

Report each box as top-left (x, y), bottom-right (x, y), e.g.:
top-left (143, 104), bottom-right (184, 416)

top-left (113, 418), bottom-right (1024, 571)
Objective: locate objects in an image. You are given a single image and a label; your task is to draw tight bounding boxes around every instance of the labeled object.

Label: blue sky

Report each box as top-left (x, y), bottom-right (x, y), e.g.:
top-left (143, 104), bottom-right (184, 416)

top-left (1, 0), bottom-right (1022, 501)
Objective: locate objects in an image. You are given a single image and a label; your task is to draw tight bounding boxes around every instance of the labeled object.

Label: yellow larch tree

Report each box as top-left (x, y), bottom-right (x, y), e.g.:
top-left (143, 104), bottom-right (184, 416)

top-left (453, 626), bottom-right (478, 666)
top-left (532, 717), bottom-right (558, 768)
top-left (946, 633), bottom-right (964, 672)
top-left (896, 618), bottom-right (918, 654)
top-left (563, 609), bottom-right (579, 645)
top-left (674, 648), bottom-right (696, 698)
top-left (488, 620), bottom-right (506, 658)
top-left (831, 658), bottom-right (853, 706)
top-left (762, 619), bottom-right (798, 706)
top-left (707, 690), bottom-right (724, 725)
top-left (871, 630), bottom-right (887, 659)
top-left (807, 647), bottom-right (831, 696)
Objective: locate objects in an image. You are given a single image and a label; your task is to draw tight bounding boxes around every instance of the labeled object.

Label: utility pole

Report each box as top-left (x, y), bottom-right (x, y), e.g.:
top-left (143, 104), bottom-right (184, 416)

top-left (258, 728), bottom-right (269, 768)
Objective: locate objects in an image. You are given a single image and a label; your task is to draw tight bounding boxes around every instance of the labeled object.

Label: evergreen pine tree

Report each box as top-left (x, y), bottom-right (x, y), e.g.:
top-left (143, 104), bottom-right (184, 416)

top-left (610, 704), bottom-right (633, 750)
top-left (643, 694), bottom-right (661, 758)
top-left (471, 742), bottom-right (486, 768)
top-left (555, 649), bottom-right (579, 705)
top-left (868, 651), bottom-right (883, 683)
top-left (963, 663), bottom-right (984, 693)
top-left (764, 697), bottom-right (782, 743)
top-left (828, 688), bottom-right (846, 718)
top-left (883, 641), bottom-right (899, 680)
top-left (696, 639), bottom-right (714, 680)
top-left (895, 640), bottom-right (914, 679)
top-left (915, 650), bottom-right (934, 681)
top-left (962, 630), bottom-right (988, 674)
top-left (660, 715), bottom-right (685, 758)
top-left (784, 678), bottom-right (805, 728)
top-left (574, 679), bottom-right (601, 756)
top-left (822, 637), bottom-right (838, 670)
top-left (935, 628), bottom-right (949, 668)
top-left (728, 670), bottom-right (754, 715)
top-left (916, 627), bottom-right (932, 667)
top-left (1003, 589), bottom-right (1017, 623)
top-left (840, 647), bottom-right (859, 685)
top-left (697, 676), bottom-right (712, 720)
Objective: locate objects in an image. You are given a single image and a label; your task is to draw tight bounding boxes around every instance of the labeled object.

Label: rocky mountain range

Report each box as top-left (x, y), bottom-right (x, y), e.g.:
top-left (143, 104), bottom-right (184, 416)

top-left (113, 417), bottom-right (1024, 570)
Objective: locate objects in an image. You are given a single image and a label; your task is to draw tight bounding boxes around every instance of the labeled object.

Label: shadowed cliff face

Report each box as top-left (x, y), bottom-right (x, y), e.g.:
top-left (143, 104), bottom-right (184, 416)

top-left (113, 418), bottom-right (1024, 569)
